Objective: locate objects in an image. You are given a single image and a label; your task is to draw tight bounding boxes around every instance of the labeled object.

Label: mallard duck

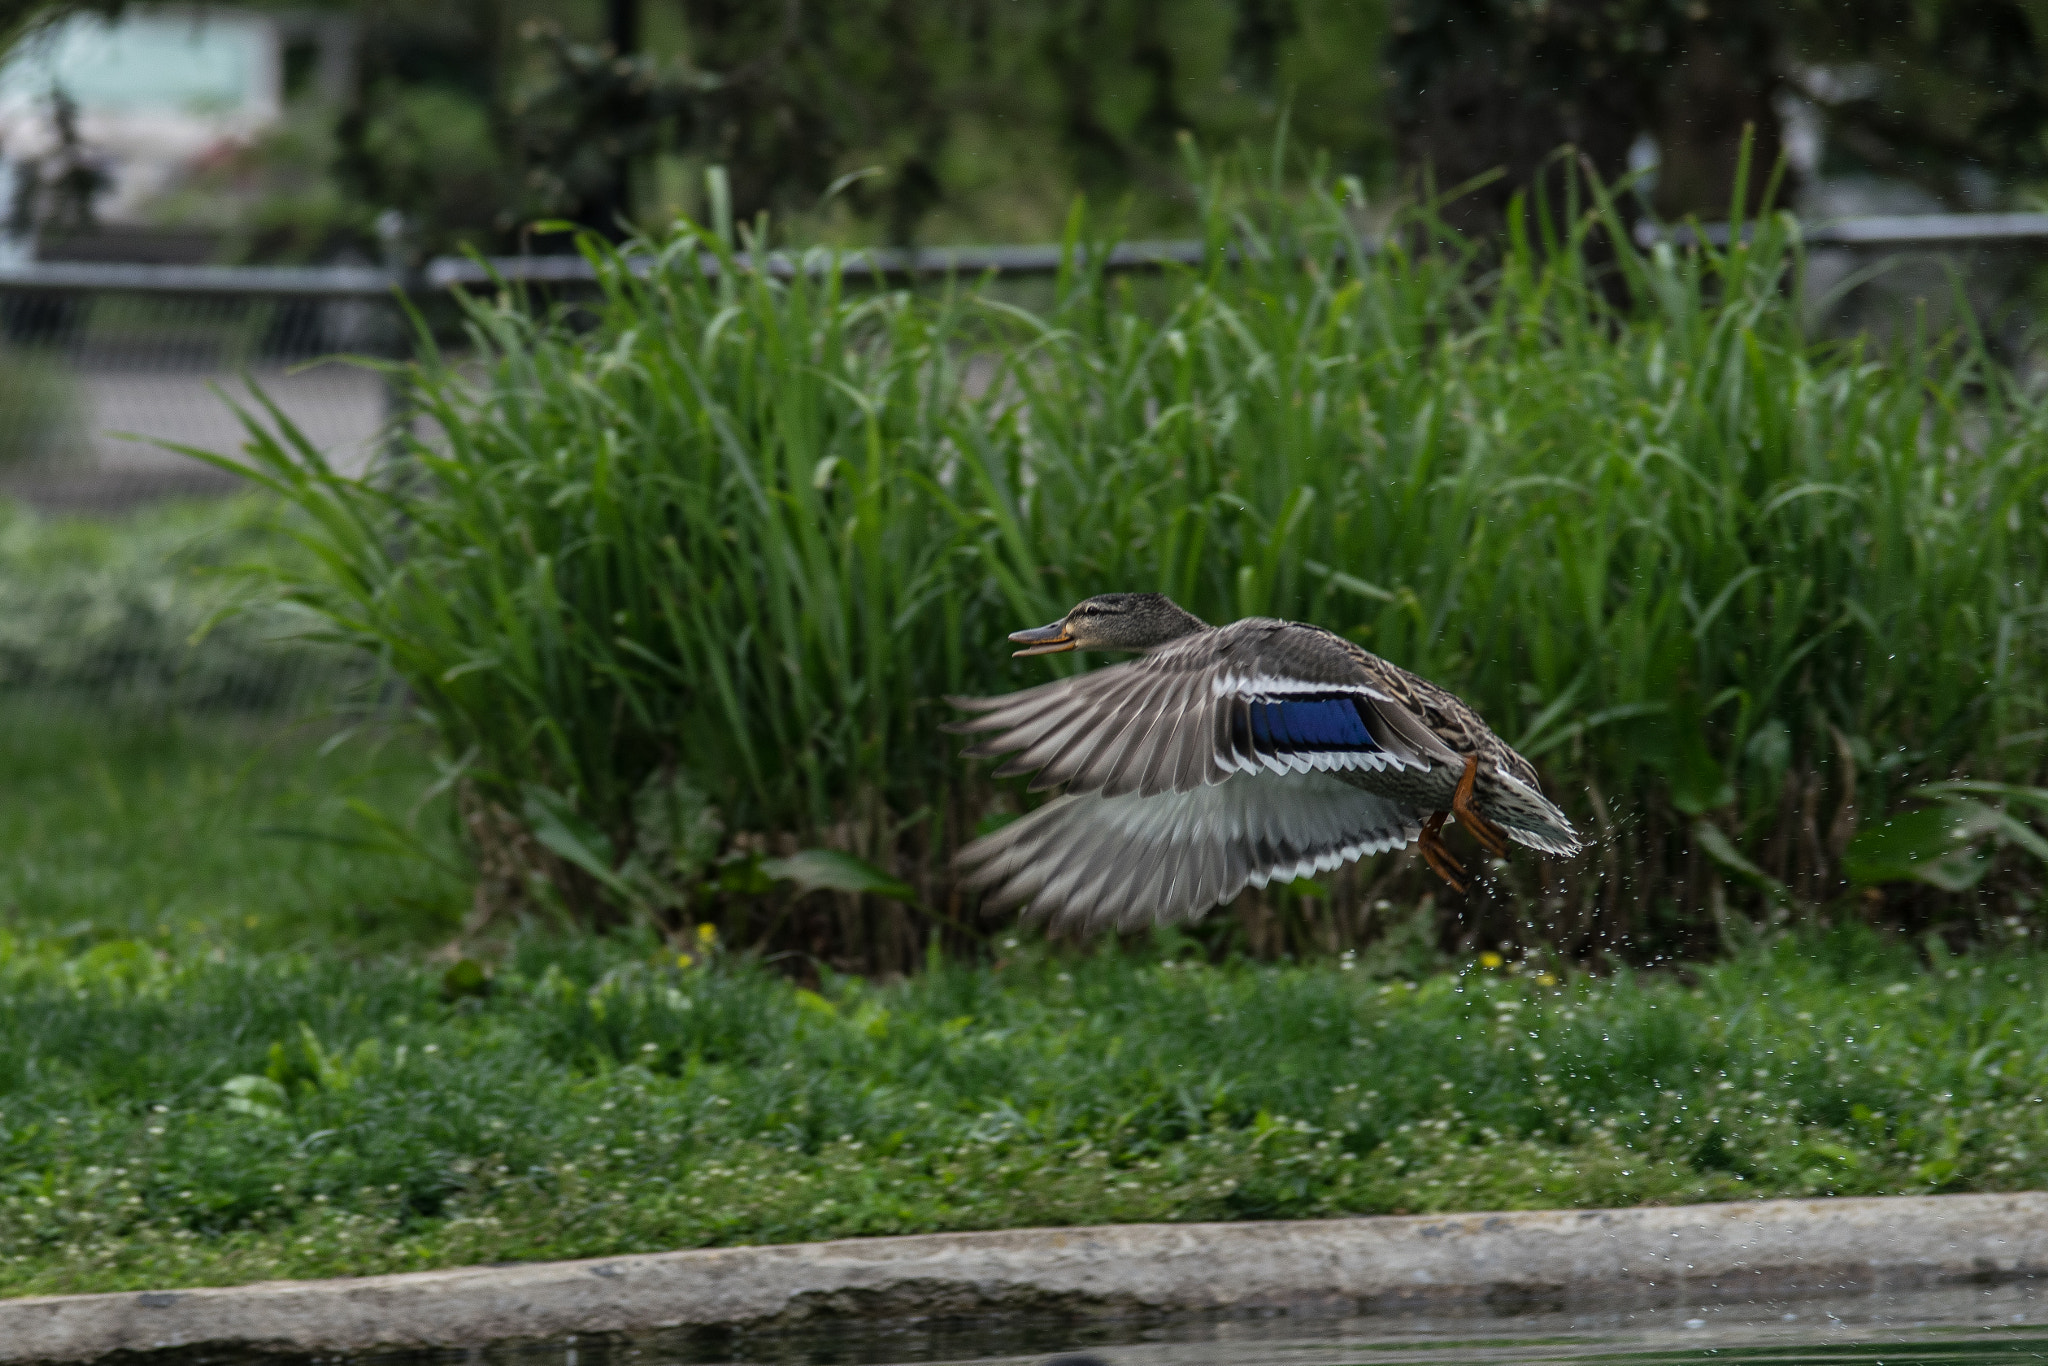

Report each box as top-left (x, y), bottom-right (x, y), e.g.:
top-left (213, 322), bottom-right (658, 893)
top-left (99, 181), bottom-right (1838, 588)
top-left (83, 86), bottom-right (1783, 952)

top-left (947, 593), bottom-right (1580, 929)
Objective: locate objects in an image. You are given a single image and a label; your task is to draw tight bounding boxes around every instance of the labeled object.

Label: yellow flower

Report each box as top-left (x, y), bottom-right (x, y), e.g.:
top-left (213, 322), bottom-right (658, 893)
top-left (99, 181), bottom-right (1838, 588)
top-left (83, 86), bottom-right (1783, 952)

top-left (675, 952), bottom-right (695, 969)
top-left (1478, 951), bottom-right (1503, 970)
top-left (1536, 972), bottom-right (1557, 987)
top-left (696, 922), bottom-right (719, 946)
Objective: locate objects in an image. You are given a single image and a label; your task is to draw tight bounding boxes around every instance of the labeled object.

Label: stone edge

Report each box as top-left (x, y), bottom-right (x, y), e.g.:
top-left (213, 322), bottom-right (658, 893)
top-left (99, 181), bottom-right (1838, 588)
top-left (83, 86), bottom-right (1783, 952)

top-left (4, 1191), bottom-right (2046, 1363)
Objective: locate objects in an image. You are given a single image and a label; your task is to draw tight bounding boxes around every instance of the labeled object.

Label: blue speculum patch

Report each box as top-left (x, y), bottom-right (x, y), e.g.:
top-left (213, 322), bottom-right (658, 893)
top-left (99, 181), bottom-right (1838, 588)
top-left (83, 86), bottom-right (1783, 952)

top-left (1246, 696), bottom-right (1379, 754)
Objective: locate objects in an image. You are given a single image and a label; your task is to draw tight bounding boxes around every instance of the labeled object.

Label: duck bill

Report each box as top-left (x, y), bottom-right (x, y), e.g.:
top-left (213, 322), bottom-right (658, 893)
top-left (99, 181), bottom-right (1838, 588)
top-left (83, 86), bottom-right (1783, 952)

top-left (1008, 621), bottom-right (1075, 657)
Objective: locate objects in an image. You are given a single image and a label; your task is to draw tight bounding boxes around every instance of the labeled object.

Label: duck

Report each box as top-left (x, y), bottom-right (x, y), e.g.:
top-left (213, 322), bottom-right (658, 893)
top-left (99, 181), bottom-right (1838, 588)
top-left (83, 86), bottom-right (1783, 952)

top-left (946, 592), bottom-right (1580, 930)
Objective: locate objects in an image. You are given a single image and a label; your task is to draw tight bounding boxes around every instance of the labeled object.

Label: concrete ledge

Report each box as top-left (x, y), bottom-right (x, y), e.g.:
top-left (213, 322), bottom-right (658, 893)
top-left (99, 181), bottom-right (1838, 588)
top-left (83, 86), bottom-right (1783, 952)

top-left (5, 1192), bottom-right (2046, 1363)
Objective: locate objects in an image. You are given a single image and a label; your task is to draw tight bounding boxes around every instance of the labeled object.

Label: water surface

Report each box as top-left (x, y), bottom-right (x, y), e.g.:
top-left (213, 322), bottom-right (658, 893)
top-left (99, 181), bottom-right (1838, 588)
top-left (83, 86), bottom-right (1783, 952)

top-left (334, 1281), bottom-right (2048, 1366)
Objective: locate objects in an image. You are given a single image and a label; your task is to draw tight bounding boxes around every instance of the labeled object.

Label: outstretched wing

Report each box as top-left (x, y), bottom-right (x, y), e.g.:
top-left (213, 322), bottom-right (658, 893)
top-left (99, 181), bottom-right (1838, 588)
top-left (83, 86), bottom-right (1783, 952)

top-left (956, 771), bottom-right (1422, 931)
top-left (946, 620), bottom-right (1460, 798)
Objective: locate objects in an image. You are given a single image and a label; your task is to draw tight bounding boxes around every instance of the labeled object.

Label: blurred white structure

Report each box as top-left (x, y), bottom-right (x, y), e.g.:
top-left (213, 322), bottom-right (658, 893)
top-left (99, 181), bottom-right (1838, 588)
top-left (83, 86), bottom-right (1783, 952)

top-left (0, 143), bottom-right (23, 267)
top-left (0, 8), bottom-right (285, 238)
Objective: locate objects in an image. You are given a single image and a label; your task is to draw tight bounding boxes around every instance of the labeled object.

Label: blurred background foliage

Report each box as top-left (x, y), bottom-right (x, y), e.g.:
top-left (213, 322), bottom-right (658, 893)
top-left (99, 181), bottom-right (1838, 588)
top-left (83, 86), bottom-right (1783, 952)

top-left (2, 0), bottom-right (2046, 259)
top-left (0, 497), bottom-right (354, 710)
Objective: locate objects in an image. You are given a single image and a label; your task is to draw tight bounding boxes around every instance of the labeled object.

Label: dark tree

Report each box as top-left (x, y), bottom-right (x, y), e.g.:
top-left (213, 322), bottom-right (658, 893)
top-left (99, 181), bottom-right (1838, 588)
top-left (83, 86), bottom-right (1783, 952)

top-left (1801, 0), bottom-right (2048, 203)
top-left (1388, 0), bottom-right (2048, 226)
top-left (514, 22), bottom-right (703, 237)
top-left (1387, 0), bottom-right (1778, 227)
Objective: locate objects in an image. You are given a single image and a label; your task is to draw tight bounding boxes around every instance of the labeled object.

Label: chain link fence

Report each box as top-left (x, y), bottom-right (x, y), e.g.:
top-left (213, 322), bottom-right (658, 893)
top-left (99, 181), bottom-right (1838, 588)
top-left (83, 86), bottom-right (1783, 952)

top-left (0, 241), bottom-right (1200, 710)
top-left (0, 242), bottom-right (1207, 508)
top-left (0, 262), bottom-right (403, 509)
top-left (7, 218), bottom-right (2047, 508)
top-left (0, 216), bottom-right (2041, 512)
top-left (1642, 212), bottom-right (2048, 360)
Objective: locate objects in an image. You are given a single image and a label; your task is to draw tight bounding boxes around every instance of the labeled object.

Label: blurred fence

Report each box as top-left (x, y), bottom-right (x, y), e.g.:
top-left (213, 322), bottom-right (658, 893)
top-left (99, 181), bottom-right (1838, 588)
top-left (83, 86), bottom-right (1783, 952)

top-left (0, 263), bottom-right (403, 509)
top-left (1643, 212), bottom-right (2048, 358)
top-left (0, 216), bottom-right (2042, 511)
top-left (0, 242), bottom-right (1211, 510)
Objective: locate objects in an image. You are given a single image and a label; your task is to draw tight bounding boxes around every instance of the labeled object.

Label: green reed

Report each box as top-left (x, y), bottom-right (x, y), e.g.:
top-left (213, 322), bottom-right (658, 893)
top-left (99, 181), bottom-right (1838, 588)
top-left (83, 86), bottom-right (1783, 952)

top-left (199, 157), bottom-right (2048, 963)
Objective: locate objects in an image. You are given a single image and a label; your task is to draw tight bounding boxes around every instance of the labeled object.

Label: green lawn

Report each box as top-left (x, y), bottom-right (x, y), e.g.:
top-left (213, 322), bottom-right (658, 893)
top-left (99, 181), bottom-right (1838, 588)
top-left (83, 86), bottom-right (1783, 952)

top-left (5, 888), bottom-right (2048, 1296)
top-left (5, 700), bottom-right (2047, 1300)
top-left (0, 700), bottom-right (465, 950)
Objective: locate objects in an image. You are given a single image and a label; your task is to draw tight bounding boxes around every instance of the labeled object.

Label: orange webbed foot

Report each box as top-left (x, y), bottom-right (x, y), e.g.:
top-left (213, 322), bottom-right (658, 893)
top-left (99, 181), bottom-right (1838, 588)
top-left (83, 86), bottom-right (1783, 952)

top-left (1450, 754), bottom-right (1513, 860)
top-left (1416, 810), bottom-right (1467, 893)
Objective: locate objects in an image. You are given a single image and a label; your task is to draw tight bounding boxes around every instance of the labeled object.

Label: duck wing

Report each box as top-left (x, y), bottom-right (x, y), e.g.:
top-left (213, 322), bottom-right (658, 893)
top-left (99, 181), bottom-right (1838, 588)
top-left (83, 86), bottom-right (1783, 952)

top-left (946, 619), bottom-right (1461, 799)
top-left (956, 770), bottom-right (1422, 931)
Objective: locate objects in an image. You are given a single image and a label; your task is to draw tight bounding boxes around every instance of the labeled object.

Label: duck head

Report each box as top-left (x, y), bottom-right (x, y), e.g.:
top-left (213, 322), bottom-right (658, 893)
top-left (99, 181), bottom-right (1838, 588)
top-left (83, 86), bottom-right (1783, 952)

top-left (1008, 593), bottom-right (1209, 656)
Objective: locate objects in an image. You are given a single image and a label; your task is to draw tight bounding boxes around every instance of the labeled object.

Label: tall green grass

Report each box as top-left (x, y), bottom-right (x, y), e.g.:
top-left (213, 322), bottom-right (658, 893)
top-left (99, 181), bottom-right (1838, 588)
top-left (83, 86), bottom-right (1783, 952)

top-left (202, 160), bottom-right (2048, 965)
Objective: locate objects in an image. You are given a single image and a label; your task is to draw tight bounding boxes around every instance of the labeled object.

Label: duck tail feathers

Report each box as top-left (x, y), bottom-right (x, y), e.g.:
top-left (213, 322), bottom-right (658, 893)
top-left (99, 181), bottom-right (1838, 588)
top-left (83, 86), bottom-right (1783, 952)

top-left (1486, 764), bottom-right (1584, 857)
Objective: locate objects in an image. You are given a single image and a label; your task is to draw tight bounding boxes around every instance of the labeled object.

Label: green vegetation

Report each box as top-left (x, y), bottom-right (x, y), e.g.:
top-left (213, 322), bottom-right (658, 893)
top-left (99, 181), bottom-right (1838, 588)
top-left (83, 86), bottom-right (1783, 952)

top-left (6, 921), bottom-right (2048, 1298)
top-left (0, 699), bottom-right (464, 949)
top-left (0, 497), bottom-right (461, 948)
top-left (202, 162), bottom-right (2048, 966)
top-left (1, 498), bottom-right (2045, 1300)
top-left (0, 497), bottom-right (357, 710)
top-left (4, 2), bottom-right (2047, 1306)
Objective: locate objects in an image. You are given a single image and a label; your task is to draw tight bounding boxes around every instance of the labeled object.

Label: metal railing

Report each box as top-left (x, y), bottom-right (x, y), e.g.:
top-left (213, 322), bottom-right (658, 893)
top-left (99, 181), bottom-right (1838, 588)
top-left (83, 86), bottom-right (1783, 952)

top-left (0, 213), bottom-right (2042, 510)
top-left (1634, 212), bottom-right (2048, 249)
top-left (0, 238), bottom-right (1215, 298)
top-left (7, 212), bottom-right (2044, 299)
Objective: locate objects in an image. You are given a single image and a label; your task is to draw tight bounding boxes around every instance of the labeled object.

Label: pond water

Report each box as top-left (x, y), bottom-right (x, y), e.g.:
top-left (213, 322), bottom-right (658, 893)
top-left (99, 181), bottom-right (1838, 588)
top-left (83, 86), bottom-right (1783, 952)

top-left (329, 1281), bottom-right (2048, 1366)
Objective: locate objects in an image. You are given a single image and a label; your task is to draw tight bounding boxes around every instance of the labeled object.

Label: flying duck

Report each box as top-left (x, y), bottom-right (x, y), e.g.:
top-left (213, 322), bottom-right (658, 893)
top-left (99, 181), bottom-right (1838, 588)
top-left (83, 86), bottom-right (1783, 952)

top-left (947, 593), bottom-right (1580, 930)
